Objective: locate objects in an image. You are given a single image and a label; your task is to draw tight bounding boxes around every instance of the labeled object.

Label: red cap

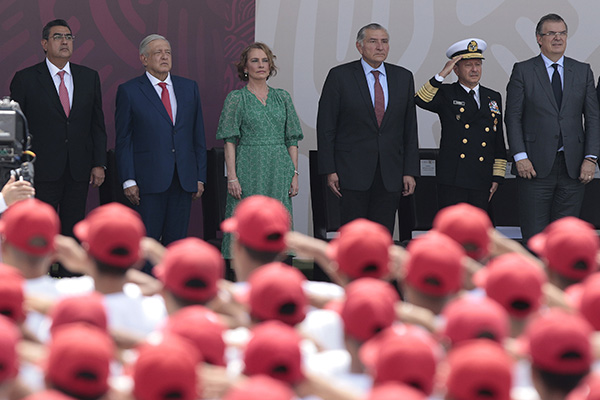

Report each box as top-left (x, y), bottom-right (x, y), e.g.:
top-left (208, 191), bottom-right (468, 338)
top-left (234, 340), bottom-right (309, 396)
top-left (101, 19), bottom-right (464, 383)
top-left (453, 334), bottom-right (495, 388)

top-left (248, 262), bottom-right (307, 326)
top-left (433, 203), bottom-right (493, 260)
top-left (404, 231), bottom-right (465, 296)
top-left (46, 324), bottom-right (114, 398)
top-left (474, 253), bottom-right (546, 318)
top-left (567, 373), bottom-right (600, 400)
top-left (446, 340), bottom-right (513, 400)
top-left (49, 292), bottom-right (107, 334)
top-left (74, 203), bottom-right (146, 268)
top-left (22, 390), bottom-right (77, 400)
top-left (367, 382), bottom-right (427, 400)
top-left (522, 308), bottom-right (592, 374)
top-left (221, 195), bottom-right (290, 252)
top-left (223, 375), bottom-right (295, 400)
top-left (533, 218), bottom-right (599, 281)
top-left (154, 238), bottom-right (224, 303)
top-left (567, 273), bottom-right (600, 331)
top-left (134, 336), bottom-right (200, 400)
top-left (341, 278), bottom-right (399, 342)
top-left (0, 314), bottom-right (21, 383)
top-left (326, 219), bottom-right (393, 279)
top-left (0, 198), bottom-right (59, 255)
top-left (0, 263), bottom-right (25, 323)
top-left (243, 321), bottom-right (303, 384)
top-left (360, 325), bottom-right (438, 395)
top-left (441, 295), bottom-right (509, 346)
top-left (164, 305), bottom-right (226, 366)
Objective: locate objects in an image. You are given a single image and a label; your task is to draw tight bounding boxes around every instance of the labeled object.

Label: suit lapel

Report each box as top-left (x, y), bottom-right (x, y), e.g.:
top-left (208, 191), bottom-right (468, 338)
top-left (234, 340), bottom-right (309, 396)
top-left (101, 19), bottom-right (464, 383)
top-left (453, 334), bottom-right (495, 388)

top-left (561, 58), bottom-right (574, 112)
top-left (352, 62), bottom-right (378, 128)
top-left (35, 62), bottom-right (66, 118)
top-left (533, 55), bottom-right (560, 112)
top-left (137, 74), bottom-right (173, 124)
top-left (171, 76), bottom-right (185, 126)
top-left (70, 64), bottom-right (81, 116)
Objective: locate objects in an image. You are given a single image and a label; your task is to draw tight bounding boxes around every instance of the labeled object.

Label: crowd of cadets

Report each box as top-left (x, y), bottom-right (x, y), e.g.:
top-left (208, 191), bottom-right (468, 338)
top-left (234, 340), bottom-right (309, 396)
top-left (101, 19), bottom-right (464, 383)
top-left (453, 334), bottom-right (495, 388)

top-left (0, 194), bottom-right (598, 400)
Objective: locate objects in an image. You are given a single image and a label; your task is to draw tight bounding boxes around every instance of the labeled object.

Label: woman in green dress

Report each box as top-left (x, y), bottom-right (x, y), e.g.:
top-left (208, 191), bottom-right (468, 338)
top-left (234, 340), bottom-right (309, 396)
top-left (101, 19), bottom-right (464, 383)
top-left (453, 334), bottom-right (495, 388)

top-left (216, 42), bottom-right (303, 259)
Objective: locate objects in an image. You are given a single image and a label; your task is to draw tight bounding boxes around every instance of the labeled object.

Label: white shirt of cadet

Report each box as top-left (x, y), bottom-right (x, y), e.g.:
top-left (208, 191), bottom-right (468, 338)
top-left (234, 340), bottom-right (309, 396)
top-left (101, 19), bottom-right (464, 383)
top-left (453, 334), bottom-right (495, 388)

top-left (46, 58), bottom-right (73, 109)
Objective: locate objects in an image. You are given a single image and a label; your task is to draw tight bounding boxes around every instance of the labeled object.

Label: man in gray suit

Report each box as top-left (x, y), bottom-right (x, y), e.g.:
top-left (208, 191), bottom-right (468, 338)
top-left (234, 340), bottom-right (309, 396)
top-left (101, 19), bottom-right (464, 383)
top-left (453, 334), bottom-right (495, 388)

top-left (505, 13), bottom-right (600, 242)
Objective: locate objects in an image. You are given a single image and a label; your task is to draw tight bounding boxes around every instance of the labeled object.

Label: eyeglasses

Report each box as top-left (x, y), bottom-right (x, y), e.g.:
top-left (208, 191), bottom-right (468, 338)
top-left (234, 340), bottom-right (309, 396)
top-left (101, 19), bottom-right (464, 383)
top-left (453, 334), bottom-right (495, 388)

top-left (540, 31), bottom-right (567, 38)
top-left (47, 34), bottom-right (75, 41)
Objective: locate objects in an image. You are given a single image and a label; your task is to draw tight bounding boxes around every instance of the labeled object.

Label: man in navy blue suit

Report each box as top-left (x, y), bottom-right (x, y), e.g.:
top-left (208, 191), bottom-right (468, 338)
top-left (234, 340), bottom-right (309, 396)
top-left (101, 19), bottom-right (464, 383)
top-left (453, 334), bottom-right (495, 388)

top-left (115, 34), bottom-right (206, 254)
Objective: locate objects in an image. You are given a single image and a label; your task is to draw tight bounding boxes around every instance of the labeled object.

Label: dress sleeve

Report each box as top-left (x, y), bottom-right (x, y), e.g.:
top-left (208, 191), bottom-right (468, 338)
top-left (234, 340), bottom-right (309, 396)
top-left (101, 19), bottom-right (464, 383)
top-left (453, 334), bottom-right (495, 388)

top-left (280, 89), bottom-right (304, 147)
top-left (216, 90), bottom-right (243, 144)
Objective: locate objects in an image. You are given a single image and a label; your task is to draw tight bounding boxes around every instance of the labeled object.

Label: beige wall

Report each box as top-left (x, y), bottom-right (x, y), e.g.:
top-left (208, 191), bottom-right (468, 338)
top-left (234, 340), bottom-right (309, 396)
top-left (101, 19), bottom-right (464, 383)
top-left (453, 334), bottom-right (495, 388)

top-left (256, 0), bottom-right (600, 236)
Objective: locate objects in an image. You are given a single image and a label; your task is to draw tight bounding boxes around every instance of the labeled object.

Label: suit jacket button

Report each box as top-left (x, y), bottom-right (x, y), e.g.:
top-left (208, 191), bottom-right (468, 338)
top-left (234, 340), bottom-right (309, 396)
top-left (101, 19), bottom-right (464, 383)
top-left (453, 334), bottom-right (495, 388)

top-left (172, 149), bottom-right (175, 153)
top-left (462, 138), bottom-right (468, 144)
top-left (479, 157), bottom-right (484, 162)
top-left (65, 139), bottom-right (68, 143)
top-left (465, 124), bottom-right (470, 129)
top-left (481, 142), bottom-right (487, 147)
top-left (460, 154), bottom-right (466, 159)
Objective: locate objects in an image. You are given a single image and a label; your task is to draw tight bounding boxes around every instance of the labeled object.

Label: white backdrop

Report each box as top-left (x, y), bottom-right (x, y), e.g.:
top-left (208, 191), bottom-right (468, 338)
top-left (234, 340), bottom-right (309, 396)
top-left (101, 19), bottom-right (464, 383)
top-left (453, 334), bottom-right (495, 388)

top-left (255, 0), bottom-right (600, 236)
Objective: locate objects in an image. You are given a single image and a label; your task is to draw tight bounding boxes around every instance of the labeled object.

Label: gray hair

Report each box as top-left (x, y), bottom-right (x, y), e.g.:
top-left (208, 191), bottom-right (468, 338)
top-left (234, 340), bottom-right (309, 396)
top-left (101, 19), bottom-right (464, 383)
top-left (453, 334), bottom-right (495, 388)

top-left (356, 23), bottom-right (388, 45)
top-left (139, 34), bottom-right (170, 56)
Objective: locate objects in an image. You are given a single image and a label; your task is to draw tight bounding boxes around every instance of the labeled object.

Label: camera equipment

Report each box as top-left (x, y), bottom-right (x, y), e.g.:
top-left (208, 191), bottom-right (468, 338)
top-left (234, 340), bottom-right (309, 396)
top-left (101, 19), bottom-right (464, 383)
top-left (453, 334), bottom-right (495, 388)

top-left (0, 97), bottom-right (35, 184)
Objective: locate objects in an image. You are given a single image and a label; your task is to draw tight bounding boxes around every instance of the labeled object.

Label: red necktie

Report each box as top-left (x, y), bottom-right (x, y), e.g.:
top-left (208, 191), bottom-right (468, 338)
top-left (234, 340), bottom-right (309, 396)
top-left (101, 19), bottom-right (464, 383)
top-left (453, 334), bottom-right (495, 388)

top-left (372, 70), bottom-right (385, 126)
top-left (57, 70), bottom-right (70, 117)
top-left (158, 82), bottom-right (173, 123)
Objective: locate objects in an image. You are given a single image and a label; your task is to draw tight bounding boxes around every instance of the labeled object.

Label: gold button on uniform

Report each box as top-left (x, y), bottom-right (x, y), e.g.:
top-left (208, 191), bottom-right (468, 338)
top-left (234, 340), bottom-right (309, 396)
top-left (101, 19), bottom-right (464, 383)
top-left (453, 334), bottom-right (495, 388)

top-left (482, 142), bottom-right (487, 147)
top-left (460, 107), bottom-right (465, 113)
top-left (479, 157), bottom-right (484, 162)
top-left (460, 154), bottom-right (466, 159)
top-left (485, 127), bottom-right (490, 132)
top-left (462, 138), bottom-right (468, 144)
top-left (465, 124), bottom-right (470, 129)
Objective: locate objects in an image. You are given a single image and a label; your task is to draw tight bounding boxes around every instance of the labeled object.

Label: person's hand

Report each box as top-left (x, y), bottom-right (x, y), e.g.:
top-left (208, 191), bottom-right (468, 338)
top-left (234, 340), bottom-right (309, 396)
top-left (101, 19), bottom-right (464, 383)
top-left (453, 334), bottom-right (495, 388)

top-left (489, 181), bottom-right (499, 201)
top-left (1, 175), bottom-right (34, 206)
top-left (89, 166), bottom-right (105, 187)
top-left (402, 175), bottom-right (416, 196)
top-left (124, 185), bottom-right (140, 206)
top-left (192, 182), bottom-right (205, 200)
top-left (140, 237), bottom-right (166, 266)
top-left (289, 174), bottom-right (299, 197)
top-left (579, 159), bottom-right (596, 184)
top-left (227, 177), bottom-right (242, 200)
top-left (326, 173), bottom-right (342, 197)
top-left (439, 55), bottom-right (463, 78)
top-left (53, 234), bottom-right (94, 275)
top-left (516, 158), bottom-right (537, 179)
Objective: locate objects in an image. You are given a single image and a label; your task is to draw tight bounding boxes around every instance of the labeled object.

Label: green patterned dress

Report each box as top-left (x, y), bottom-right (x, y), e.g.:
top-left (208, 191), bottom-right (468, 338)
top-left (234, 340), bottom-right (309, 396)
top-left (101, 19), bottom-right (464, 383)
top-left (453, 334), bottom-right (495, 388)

top-left (216, 86), bottom-right (303, 259)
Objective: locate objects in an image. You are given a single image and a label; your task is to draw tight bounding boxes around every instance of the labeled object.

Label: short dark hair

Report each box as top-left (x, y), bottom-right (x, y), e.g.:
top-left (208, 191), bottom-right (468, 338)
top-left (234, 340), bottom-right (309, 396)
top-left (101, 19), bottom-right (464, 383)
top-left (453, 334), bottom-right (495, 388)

top-left (42, 19), bottom-right (71, 40)
top-left (235, 42), bottom-right (277, 82)
top-left (240, 242), bottom-right (283, 265)
top-left (93, 258), bottom-right (129, 277)
top-left (535, 13), bottom-right (567, 36)
top-left (534, 366), bottom-right (588, 395)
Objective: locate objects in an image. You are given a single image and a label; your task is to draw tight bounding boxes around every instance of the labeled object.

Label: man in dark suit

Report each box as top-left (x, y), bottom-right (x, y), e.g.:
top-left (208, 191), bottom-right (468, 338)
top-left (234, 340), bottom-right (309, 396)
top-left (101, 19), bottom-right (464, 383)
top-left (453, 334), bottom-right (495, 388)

top-left (415, 38), bottom-right (507, 211)
top-left (10, 19), bottom-right (107, 241)
top-left (505, 13), bottom-right (600, 241)
top-left (115, 34), bottom-right (206, 254)
top-left (317, 23), bottom-right (419, 234)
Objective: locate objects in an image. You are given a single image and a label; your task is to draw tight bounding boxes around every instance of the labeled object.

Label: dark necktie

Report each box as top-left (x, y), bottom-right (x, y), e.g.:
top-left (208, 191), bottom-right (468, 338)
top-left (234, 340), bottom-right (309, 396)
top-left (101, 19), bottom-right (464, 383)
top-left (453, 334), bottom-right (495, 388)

top-left (552, 64), bottom-right (564, 149)
top-left (551, 63), bottom-right (562, 107)
top-left (57, 70), bottom-right (70, 117)
top-left (372, 70), bottom-right (385, 126)
top-left (158, 82), bottom-right (174, 123)
top-left (469, 89), bottom-right (478, 109)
